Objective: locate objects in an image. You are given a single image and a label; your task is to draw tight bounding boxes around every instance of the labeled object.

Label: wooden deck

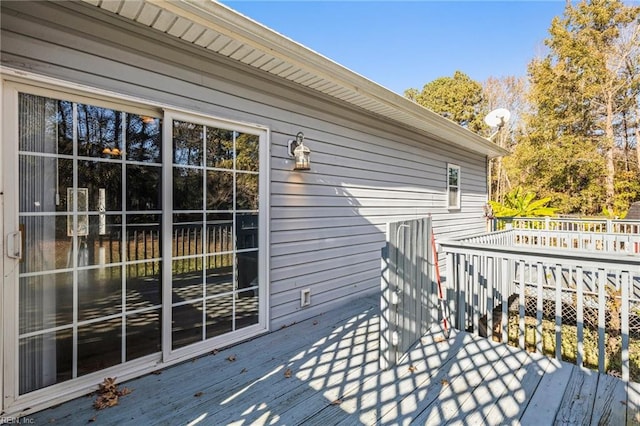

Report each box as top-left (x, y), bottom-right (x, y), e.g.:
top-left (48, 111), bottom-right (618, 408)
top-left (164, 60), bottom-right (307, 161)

top-left (32, 295), bottom-right (640, 425)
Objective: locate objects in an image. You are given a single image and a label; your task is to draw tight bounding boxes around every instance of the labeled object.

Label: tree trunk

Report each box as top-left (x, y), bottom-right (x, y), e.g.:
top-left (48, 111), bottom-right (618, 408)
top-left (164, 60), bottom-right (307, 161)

top-left (636, 106), bottom-right (640, 174)
top-left (605, 96), bottom-right (616, 212)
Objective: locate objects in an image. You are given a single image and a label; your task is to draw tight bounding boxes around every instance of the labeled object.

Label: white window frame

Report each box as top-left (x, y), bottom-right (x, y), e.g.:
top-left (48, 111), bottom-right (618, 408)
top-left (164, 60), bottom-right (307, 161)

top-left (447, 163), bottom-right (461, 210)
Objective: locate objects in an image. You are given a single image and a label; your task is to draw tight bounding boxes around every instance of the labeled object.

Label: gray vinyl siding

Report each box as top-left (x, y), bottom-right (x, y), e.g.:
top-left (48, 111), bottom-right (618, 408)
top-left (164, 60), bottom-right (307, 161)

top-left (0, 1), bottom-right (489, 329)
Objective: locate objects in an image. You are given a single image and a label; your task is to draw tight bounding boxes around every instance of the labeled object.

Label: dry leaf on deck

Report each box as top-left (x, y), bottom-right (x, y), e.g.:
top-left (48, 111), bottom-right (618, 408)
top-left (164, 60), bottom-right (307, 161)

top-left (88, 416), bottom-right (96, 423)
top-left (118, 387), bottom-right (132, 396)
top-left (227, 355), bottom-right (237, 362)
top-left (194, 391), bottom-right (203, 397)
top-left (331, 399), bottom-right (343, 405)
top-left (212, 349), bottom-right (219, 355)
top-left (408, 365), bottom-right (418, 373)
top-left (434, 336), bottom-right (446, 343)
top-left (284, 368), bottom-right (292, 378)
top-left (441, 379), bottom-right (449, 386)
top-left (313, 320), bottom-right (318, 325)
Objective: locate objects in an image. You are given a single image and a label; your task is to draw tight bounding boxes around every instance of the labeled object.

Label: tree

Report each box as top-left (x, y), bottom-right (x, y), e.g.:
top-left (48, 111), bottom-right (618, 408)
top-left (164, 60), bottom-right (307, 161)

top-left (515, 0), bottom-right (640, 215)
top-left (405, 71), bottom-right (488, 134)
top-left (483, 76), bottom-right (528, 203)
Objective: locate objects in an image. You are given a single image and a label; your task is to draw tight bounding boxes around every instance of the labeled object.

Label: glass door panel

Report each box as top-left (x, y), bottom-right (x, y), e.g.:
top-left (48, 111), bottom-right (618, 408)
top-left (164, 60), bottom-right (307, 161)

top-left (170, 118), bottom-right (261, 351)
top-left (15, 92), bottom-right (163, 395)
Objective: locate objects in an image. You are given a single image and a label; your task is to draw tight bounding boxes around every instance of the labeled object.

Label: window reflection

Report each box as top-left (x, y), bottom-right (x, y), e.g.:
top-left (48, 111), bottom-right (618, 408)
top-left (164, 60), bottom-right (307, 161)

top-left (77, 318), bottom-right (122, 376)
top-left (207, 171), bottom-right (233, 210)
top-left (172, 302), bottom-right (204, 350)
top-left (236, 173), bottom-right (258, 210)
top-left (173, 168), bottom-right (203, 210)
top-left (235, 133), bottom-right (259, 172)
top-left (126, 115), bottom-right (161, 163)
top-left (77, 160), bottom-right (122, 211)
top-left (173, 121), bottom-right (203, 166)
top-left (127, 165), bottom-right (161, 210)
top-left (77, 104), bottom-right (121, 158)
top-left (206, 128), bottom-right (234, 169)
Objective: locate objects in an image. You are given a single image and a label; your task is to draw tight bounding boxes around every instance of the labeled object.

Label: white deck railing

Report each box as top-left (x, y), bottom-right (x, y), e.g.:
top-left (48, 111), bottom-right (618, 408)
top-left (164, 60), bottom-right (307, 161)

top-left (493, 216), bottom-right (640, 234)
top-left (440, 230), bottom-right (640, 381)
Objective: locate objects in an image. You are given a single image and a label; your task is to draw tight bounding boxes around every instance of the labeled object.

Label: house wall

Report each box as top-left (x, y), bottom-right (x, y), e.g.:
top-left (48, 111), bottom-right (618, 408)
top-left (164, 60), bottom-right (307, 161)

top-left (0, 1), bottom-right (488, 331)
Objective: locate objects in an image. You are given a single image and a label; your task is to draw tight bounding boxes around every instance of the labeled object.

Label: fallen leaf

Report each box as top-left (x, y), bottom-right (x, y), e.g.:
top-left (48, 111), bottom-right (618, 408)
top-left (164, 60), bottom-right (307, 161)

top-left (408, 365), bottom-right (418, 373)
top-left (94, 377), bottom-right (130, 410)
top-left (118, 387), bottom-right (132, 396)
top-left (284, 368), bottom-right (292, 378)
top-left (194, 391), bottom-right (203, 397)
top-left (441, 379), bottom-right (449, 386)
top-left (88, 417), bottom-right (96, 423)
top-left (212, 349), bottom-right (219, 355)
top-left (313, 320), bottom-right (319, 325)
top-left (331, 399), bottom-right (342, 405)
top-left (227, 355), bottom-right (236, 362)
top-left (434, 336), bottom-right (446, 343)
top-left (241, 368), bottom-right (248, 374)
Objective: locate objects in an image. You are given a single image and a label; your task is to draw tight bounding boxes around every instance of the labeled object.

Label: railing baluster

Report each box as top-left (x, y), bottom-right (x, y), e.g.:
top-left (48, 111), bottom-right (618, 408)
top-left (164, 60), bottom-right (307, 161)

top-left (458, 253), bottom-right (466, 332)
top-left (598, 268), bottom-right (606, 374)
top-left (622, 270), bottom-right (630, 381)
top-left (555, 264), bottom-right (563, 361)
top-left (519, 260), bottom-right (526, 351)
top-left (501, 257), bottom-right (509, 344)
top-left (486, 255), bottom-right (493, 341)
top-left (576, 266), bottom-right (584, 368)
top-left (536, 262), bottom-right (543, 354)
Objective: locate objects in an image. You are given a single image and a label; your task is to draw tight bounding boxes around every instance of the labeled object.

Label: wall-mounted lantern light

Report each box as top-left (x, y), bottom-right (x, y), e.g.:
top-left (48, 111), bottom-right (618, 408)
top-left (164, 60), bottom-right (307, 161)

top-left (287, 131), bottom-right (311, 171)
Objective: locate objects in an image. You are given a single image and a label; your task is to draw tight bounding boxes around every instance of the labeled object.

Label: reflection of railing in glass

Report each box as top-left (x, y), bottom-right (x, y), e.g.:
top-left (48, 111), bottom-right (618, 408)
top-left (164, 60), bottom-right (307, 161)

top-left (92, 221), bottom-right (242, 277)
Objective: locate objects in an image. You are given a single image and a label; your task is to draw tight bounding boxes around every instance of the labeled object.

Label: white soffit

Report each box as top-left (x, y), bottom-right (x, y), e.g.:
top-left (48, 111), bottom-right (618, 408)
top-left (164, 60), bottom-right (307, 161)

top-left (81, 0), bottom-right (508, 158)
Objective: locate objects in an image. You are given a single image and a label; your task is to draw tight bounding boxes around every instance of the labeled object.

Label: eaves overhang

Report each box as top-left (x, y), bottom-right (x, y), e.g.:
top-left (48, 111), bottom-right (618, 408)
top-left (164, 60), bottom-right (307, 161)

top-left (81, 0), bottom-right (509, 158)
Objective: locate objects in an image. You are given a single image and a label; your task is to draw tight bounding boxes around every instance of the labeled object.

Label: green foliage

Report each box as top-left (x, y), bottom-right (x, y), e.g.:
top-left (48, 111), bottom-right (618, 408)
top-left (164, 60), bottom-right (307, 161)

top-left (489, 187), bottom-right (557, 218)
top-left (404, 71), bottom-right (488, 134)
top-left (505, 0), bottom-right (640, 216)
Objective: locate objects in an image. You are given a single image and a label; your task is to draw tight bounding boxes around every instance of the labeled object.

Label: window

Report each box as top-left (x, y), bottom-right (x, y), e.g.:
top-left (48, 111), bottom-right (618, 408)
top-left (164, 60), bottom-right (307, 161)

top-left (447, 164), bottom-right (460, 209)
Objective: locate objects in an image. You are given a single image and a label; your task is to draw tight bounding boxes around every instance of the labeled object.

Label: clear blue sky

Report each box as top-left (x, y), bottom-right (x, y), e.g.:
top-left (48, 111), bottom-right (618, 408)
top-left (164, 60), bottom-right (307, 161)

top-left (220, 1), bottom-right (568, 94)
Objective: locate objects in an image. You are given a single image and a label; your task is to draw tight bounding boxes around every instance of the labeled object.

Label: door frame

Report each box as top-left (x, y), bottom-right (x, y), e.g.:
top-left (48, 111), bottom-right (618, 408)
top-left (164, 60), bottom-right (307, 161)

top-left (0, 68), bottom-right (270, 415)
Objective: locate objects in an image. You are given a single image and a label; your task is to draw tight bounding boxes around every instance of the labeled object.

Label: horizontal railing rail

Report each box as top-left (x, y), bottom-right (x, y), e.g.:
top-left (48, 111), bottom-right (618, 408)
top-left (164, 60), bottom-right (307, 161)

top-left (440, 239), bottom-right (640, 381)
top-left (492, 217), bottom-right (640, 234)
top-left (462, 229), bottom-right (640, 255)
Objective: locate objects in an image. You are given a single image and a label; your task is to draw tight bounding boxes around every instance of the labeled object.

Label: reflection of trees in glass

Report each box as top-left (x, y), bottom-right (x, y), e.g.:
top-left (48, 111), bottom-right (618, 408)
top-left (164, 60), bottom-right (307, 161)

top-left (174, 121), bottom-right (203, 166)
top-left (126, 115), bottom-right (161, 163)
top-left (207, 171), bottom-right (233, 210)
top-left (77, 104), bottom-right (120, 157)
top-left (236, 173), bottom-right (258, 210)
top-left (206, 128), bottom-right (234, 168)
top-left (56, 101), bottom-right (74, 155)
top-left (235, 133), bottom-right (259, 172)
top-left (127, 166), bottom-right (161, 211)
top-left (173, 168), bottom-right (203, 210)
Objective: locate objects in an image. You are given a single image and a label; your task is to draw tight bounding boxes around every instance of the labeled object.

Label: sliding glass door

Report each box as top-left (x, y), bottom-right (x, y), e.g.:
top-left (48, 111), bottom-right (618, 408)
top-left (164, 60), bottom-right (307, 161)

top-left (3, 83), bottom-right (267, 406)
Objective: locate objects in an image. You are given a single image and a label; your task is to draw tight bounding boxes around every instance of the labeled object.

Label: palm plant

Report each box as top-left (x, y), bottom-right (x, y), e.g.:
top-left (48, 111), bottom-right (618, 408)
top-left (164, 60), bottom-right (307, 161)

top-left (489, 187), bottom-right (557, 218)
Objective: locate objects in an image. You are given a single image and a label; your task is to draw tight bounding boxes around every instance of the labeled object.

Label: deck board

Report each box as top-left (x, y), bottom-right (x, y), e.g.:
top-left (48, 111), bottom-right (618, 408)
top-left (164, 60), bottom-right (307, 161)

top-left (555, 367), bottom-right (599, 425)
top-left (519, 358), bottom-right (573, 425)
top-left (29, 294), bottom-right (633, 425)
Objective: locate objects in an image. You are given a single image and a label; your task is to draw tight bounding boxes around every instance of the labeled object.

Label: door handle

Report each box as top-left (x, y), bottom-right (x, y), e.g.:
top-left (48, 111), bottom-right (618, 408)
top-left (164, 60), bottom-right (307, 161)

top-left (7, 230), bottom-right (22, 260)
